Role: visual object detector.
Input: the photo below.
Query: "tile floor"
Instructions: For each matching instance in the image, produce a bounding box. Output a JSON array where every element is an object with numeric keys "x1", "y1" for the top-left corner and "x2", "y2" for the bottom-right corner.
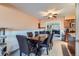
[
  {"x1": 76, "y1": 40, "x2": 79, "y2": 56},
  {"x1": 9, "y1": 40, "x2": 71, "y2": 56}
]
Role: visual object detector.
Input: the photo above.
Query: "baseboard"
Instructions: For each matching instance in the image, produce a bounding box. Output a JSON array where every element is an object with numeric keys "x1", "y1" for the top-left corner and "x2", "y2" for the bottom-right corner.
[{"x1": 9, "y1": 48, "x2": 19, "y2": 56}]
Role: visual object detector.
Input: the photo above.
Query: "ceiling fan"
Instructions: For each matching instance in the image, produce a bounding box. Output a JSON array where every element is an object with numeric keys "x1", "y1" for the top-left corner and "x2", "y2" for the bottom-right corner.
[{"x1": 40, "y1": 9, "x2": 63, "y2": 19}]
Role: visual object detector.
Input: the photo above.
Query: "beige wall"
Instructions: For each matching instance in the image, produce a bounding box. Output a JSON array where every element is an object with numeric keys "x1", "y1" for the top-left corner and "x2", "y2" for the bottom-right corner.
[
  {"x1": 76, "y1": 3, "x2": 79, "y2": 56},
  {"x1": 0, "y1": 5, "x2": 39, "y2": 30},
  {"x1": 76, "y1": 4, "x2": 79, "y2": 40}
]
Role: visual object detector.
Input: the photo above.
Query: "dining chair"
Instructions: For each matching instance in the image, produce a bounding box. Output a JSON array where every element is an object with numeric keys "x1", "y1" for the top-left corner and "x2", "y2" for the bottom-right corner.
[
  {"x1": 39, "y1": 31, "x2": 45, "y2": 34},
  {"x1": 16, "y1": 35, "x2": 38, "y2": 56},
  {"x1": 49, "y1": 32, "x2": 53, "y2": 50},
  {"x1": 16, "y1": 35, "x2": 30, "y2": 56},
  {"x1": 35, "y1": 31, "x2": 39, "y2": 37},
  {"x1": 27, "y1": 32, "x2": 38, "y2": 55},
  {"x1": 27, "y1": 32, "x2": 33, "y2": 37},
  {"x1": 37, "y1": 33, "x2": 52, "y2": 55},
  {"x1": 38, "y1": 31, "x2": 54, "y2": 55},
  {"x1": 46, "y1": 31, "x2": 50, "y2": 35}
]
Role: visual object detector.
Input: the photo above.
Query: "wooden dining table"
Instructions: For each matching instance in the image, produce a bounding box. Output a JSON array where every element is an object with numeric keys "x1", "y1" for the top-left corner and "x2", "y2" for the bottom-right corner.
[
  {"x1": 27, "y1": 34, "x2": 48, "y2": 55},
  {"x1": 27, "y1": 34, "x2": 48, "y2": 42}
]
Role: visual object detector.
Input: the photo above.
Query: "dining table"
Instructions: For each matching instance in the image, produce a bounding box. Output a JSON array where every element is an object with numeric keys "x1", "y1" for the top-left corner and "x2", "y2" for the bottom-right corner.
[
  {"x1": 27, "y1": 34, "x2": 48, "y2": 55},
  {"x1": 27, "y1": 34, "x2": 48, "y2": 42}
]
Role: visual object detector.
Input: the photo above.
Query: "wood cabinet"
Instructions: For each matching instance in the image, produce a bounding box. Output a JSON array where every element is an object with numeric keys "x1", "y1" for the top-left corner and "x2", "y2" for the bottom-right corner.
[{"x1": 68, "y1": 33, "x2": 75, "y2": 56}]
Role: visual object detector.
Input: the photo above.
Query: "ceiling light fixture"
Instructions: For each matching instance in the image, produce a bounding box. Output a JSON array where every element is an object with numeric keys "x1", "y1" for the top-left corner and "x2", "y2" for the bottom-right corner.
[{"x1": 40, "y1": 9, "x2": 63, "y2": 19}]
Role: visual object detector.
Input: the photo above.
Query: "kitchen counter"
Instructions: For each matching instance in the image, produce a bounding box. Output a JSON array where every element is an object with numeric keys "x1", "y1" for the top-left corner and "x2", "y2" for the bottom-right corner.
[{"x1": 68, "y1": 33, "x2": 76, "y2": 37}]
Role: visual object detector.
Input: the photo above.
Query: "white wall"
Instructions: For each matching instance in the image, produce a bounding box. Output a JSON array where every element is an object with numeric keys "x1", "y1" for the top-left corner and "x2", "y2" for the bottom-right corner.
[{"x1": 76, "y1": 3, "x2": 79, "y2": 56}]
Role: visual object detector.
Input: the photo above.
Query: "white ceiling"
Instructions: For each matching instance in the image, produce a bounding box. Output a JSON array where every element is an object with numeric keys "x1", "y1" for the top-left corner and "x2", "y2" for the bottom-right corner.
[{"x1": 11, "y1": 3, "x2": 75, "y2": 19}]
